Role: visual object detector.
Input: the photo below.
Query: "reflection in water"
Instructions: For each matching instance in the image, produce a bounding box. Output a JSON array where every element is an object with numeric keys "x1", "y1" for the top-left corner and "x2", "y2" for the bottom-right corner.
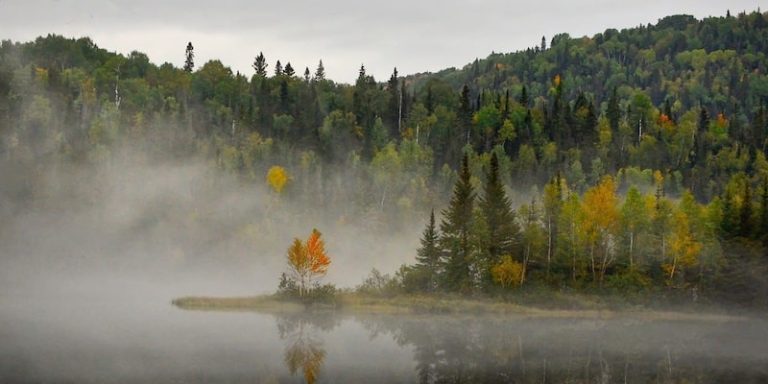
[
  {"x1": 282, "y1": 313, "x2": 768, "y2": 384},
  {"x1": 276, "y1": 313, "x2": 339, "y2": 384}
]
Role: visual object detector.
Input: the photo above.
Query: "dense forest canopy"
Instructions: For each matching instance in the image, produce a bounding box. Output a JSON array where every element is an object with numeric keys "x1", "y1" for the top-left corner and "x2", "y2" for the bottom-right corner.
[{"x1": 2, "y1": 10, "x2": 768, "y2": 303}]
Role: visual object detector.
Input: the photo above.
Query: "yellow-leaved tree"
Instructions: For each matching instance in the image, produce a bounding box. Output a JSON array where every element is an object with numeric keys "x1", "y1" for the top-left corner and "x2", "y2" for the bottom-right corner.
[
  {"x1": 286, "y1": 229, "x2": 331, "y2": 296},
  {"x1": 491, "y1": 255, "x2": 524, "y2": 289},
  {"x1": 582, "y1": 176, "x2": 619, "y2": 285},
  {"x1": 666, "y1": 210, "x2": 702, "y2": 282},
  {"x1": 267, "y1": 165, "x2": 289, "y2": 193}
]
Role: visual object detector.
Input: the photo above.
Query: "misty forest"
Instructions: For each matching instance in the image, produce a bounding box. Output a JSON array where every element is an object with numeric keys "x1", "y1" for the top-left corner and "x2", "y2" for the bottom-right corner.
[{"x1": 3, "y1": 8, "x2": 768, "y2": 384}]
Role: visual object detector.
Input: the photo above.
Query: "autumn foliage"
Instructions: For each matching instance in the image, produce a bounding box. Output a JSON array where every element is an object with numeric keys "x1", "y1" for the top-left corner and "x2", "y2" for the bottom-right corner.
[
  {"x1": 286, "y1": 229, "x2": 331, "y2": 297},
  {"x1": 266, "y1": 165, "x2": 289, "y2": 193}
]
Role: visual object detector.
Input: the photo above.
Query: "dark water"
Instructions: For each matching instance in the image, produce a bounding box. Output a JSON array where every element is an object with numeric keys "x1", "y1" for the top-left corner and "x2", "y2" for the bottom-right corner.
[{"x1": 2, "y1": 283, "x2": 768, "y2": 383}]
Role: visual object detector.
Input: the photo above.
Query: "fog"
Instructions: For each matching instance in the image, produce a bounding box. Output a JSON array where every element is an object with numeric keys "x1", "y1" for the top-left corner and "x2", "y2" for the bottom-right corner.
[
  {"x1": 0, "y1": 146, "x2": 423, "y2": 299},
  {"x1": 2, "y1": 137, "x2": 768, "y2": 382}
]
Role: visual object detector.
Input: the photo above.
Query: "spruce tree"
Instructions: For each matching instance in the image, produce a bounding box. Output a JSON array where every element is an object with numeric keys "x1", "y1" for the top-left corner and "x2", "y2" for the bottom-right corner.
[
  {"x1": 439, "y1": 153, "x2": 475, "y2": 292},
  {"x1": 183, "y1": 42, "x2": 194, "y2": 73},
  {"x1": 518, "y1": 85, "x2": 529, "y2": 107},
  {"x1": 479, "y1": 152, "x2": 520, "y2": 289},
  {"x1": 416, "y1": 209, "x2": 441, "y2": 292},
  {"x1": 284, "y1": 62, "x2": 295, "y2": 77},
  {"x1": 314, "y1": 60, "x2": 325, "y2": 80},
  {"x1": 253, "y1": 52, "x2": 268, "y2": 77},
  {"x1": 274, "y1": 60, "x2": 283, "y2": 76},
  {"x1": 387, "y1": 67, "x2": 400, "y2": 137},
  {"x1": 459, "y1": 84, "x2": 472, "y2": 145}
]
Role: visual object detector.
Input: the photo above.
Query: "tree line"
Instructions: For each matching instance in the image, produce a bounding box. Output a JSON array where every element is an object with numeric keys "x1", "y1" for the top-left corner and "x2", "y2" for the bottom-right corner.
[{"x1": 399, "y1": 152, "x2": 768, "y2": 305}]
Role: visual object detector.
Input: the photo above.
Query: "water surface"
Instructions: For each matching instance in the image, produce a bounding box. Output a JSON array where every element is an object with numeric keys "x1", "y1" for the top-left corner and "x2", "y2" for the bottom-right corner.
[{"x1": 2, "y1": 281, "x2": 767, "y2": 383}]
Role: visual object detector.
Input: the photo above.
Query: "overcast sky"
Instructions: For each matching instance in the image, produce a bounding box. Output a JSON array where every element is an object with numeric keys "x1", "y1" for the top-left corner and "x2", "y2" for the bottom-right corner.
[{"x1": 0, "y1": 0, "x2": 765, "y2": 83}]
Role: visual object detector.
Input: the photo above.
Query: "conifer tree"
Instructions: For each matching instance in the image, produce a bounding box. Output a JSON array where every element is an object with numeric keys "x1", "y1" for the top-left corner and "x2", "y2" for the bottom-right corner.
[
  {"x1": 183, "y1": 42, "x2": 194, "y2": 73},
  {"x1": 314, "y1": 60, "x2": 325, "y2": 80},
  {"x1": 459, "y1": 84, "x2": 472, "y2": 145},
  {"x1": 439, "y1": 153, "x2": 475, "y2": 292},
  {"x1": 387, "y1": 67, "x2": 400, "y2": 137},
  {"x1": 479, "y1": 152, "x2": 520, "y2": 289},
  {"x1": 518, "y1": 85, "x2": 529, "y2": 107},
  {"x1": 480, "y1": 153, "x2": 519, "y2": 260},
  {"x1": 274, "y1": 60, "x2": 283, "y2": 76},
  {"x1": 284, "y1": 62, "x2": 295, "y2": 77},
  {"x1": 253, "y1": 52, "x2": 268, "y2": 77},
  {"x1": 416, "y1": 209, "x2": 441, "y2": 291}
]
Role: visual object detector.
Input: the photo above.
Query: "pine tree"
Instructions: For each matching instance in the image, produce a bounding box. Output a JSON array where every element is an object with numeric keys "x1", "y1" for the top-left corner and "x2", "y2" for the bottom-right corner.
[
  {"x1": 694, "y1": 107, "x2": 710, "y2": 166},
  {"x1": 479, "y1": 152, "x2": 520, "y2": 289},
  {"x1": 387, "y1": 67, "x2": 401, "y2": 138},
  {"x1": 274, "y1": 60, "x2": 283, "y2": 76},
  {"x1": 314, "y1": 60, "x2": 325, "y2": 80},
  {"x1": 253, "y1": 52, "x2": 268, "y2": 77},
  {"x1": 518, "y1": 85, "x2": 529, "y2": 107},
  {"x1": 415, "y1": 209, "x2": 441, "y2": 292},
  {"x1": 183, "y1": 42, "x2": 194, "y2": 73},
  {"x1": 459, "y1": 84, "x2": 472, "y2": 145},
  {"x1": 284, "y1": 62, "x2": 295, "y2": 77},
  {"x1": 303, "y1": 67, "x2": 310, "y2": 82},
  {"x1": 439, "y1": 153, "x2": 475, "y2": 292}
]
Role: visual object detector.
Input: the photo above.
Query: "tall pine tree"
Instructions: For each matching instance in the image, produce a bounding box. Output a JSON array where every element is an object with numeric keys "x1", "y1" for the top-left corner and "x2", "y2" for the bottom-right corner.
[
  {"x1": 253, "y1": 52, "x2": 268, "y2": 77},
  {"x1": 416, "y1": 209, "x2": 441, "y2": 292},
  {"x1": 439, "y1": 153, "x2": 476, "y2": 292},
  {"x1": 479, "y1": 152, "x2": 520, "y2": 289},
  {"x1": 183, "y1": 42, "x2": 194, "y2": 73}
]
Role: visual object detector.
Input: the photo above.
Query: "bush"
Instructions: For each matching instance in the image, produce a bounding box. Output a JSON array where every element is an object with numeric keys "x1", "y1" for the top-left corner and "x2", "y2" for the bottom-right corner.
[
  {"x1": 276, "y1": 273, "x2": 338, "y2": 306},
  {"x1": 357, "y1": 268, "x2": 403, "y2": 297}
]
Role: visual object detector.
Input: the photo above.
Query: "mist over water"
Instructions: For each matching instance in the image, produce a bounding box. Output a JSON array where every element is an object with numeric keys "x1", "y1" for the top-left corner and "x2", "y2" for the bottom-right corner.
[{"x1": 1, "y1": 148, "x2": 767, "y2": 383}]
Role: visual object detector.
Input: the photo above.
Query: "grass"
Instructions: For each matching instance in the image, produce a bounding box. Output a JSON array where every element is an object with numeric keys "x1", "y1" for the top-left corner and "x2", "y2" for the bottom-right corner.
[
  {"x1": 172, "y1": 295, "x2": 304, "y2": 313},
  {"x1": 172, "y1": 292, "x2": 746, "y2": 322}
]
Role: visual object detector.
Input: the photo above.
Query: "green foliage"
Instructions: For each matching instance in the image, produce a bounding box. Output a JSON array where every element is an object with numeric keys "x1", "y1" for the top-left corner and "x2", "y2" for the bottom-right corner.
[{"x1": 439, "y1": 154, "x2": 475, "y2": 292}]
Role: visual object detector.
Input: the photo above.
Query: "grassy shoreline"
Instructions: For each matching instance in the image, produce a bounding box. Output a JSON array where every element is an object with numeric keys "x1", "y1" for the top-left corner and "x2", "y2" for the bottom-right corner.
[{"x1": 172, "y1": 293, "x2": 747, "y2": 322}]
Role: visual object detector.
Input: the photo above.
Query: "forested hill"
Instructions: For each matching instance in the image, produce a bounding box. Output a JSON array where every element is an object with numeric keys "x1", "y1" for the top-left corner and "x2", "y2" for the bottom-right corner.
[
  {"x1": 3, "y1": 10, "x2": 768, "y2": 302},
  {"x1": 1, "y1": 10, "x2": 768, "y2": 206}
]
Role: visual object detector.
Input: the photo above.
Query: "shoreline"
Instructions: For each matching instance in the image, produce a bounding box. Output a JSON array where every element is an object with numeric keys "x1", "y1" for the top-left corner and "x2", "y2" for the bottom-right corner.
[{"x1": 171, "y1": 293, "x2": 748, "y2": 322}]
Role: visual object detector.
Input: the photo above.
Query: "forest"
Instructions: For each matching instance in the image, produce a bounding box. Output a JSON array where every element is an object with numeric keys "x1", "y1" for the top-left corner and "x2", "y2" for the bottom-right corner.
[{"x1": 3, "y1": 10, "x2": 768, "y2": 306}]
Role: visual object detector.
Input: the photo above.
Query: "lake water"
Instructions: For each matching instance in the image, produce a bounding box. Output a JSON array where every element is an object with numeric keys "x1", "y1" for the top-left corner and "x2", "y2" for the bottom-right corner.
[{"x1": 2, "y1": 280, "x2": 768, "y2": 383}]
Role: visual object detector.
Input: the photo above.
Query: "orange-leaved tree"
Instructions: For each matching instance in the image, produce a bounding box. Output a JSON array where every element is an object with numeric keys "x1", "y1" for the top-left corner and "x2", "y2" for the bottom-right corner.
[{"x1": 286, "y1": 229, "x2": 331, "y2": 296}]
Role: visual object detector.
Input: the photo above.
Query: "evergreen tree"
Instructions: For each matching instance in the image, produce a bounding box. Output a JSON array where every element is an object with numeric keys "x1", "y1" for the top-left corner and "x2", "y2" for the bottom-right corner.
[
  {"x1": 518, "y1": 85, "x2": 529, "y2": 107},
  {"x1": 314, "y1": 60, "x2": 325, "y2": 80},
  {"x1": 459, "y1": 84, "x2": 472, "y2": 145},
  {"x1": 694, "y1": 107, "x2": 710, "y2": 166},
  {"x1": 479, "y1": 152, "x2": 520, "y2": 289},
  {"x1": 303, "y1": 67, "x2": 311, "y2": 82},
  {"x1": 425, "y1": 86, "x2": 434, "y2": 114},
  {"x1": 415, "y1": 209, "x2": 441, "y2": 292},
  {"x1": 439, "y1": 153, "x2": 475, "y2": 292},
  {"x1": 274, "y1": 60, "x2": 283, "y2": 76},
  {"x1": 253, "y1": 52, "x2": 268, "y2": 77},
  {"x1": 183, "y1": 42, "x2": 194, "y2": 73},
  {"x1": 387, "y1": 67, "x2": 401, "y2": 138},
  {"x1": 284, "y1": 62, "x2": 295, "y2": 77}
]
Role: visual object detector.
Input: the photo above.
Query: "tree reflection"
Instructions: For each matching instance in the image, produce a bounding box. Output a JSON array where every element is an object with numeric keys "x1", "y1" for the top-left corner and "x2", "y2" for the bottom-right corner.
[
  {"x1": 356, "y1": 315, "x2": 768, "y2": 384},
  {"x1": 276, "y1": 312, "x2": 339, "y2": 384}
]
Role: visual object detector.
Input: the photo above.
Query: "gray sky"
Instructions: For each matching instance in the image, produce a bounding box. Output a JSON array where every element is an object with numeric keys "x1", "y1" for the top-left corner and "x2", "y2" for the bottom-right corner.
[{"x1": 0, "y1": 0, "x2": 764, "y2": 83}]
